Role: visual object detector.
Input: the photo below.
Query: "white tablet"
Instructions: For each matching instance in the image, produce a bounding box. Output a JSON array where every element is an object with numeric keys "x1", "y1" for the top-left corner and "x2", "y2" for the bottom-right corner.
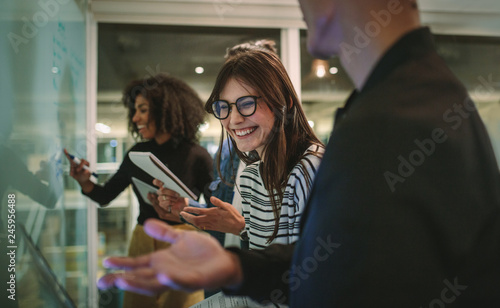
[
  {"x1": 129, "y1": 151, "x2": 198, "y2": 200},
  {"x1": 131, "y1": 177, "x2": 158, "y2": 206}
]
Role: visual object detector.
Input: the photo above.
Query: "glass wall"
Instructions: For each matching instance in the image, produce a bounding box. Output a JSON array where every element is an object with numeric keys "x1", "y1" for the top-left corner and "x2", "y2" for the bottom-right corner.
[{"x1": 0, "y1": 0, "x2": 89, "y2": 307}]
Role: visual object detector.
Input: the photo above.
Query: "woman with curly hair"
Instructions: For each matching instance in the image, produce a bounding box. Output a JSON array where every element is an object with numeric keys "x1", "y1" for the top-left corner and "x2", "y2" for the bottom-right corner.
[{"x1": 65, "y1": 73, "x2": 212, "y2": 308}]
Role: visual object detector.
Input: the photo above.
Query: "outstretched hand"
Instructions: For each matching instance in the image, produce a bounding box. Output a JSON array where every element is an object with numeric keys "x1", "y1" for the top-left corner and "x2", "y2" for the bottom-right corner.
[
  {"x1": 180, "y1": 196, "x2": 245, "y2": 235},
  {"x1": 97, "y1": 219, "x2": 243, "y2": 295}
]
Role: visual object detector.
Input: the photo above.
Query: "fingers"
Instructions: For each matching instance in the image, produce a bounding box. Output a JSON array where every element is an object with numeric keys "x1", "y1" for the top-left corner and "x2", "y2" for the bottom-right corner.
[
  {"x1": 179, "y1": 210, "x2": 212, "y2": 230},
  {"x1": 63, "y1": 149, "x2": 71, "y2": 161},
  {"x1": 151, "y1": 200, "x2": 180, "y2": 222},
  {"x1": 152, "y1": 178, "x2": 164, "y2": 188},
  {"x1": 114, "y1": 277, "x2": 165, "y2": 296},
  {"x1": 182, "y1": 207, "x2": 209, "y2": 216},
  {"x1": 70, "y1": 159, "x2": 89, "y2": 175},
  {"x1": 151, "y1": 203, "x2": 170, "y2": 220},
  {"x1": 179, "y1": 211, "x2": 198, "y2": 225},
  {"x1": 209, "y1": 196, "x2": 232, "y2": 210},
  {"x1": 103, "y1": 255, "x2": 151, "y2": 270},
  {"x1": 157, "y1": 197, "x2": 177, "y2": 213},
  {"x1": 157, "y1": 189, "x2": 184, "y2": 214},
  {"x1": 143, "y1": 219, "x2": 182, "y2": 243},
  {"x1": 97, "y1": 272, "x2": 121, "y2": 289},
  {"x1": 158, "y1": 194, "x2": 178, "y2": 205},
  {"x1": 156, "y1": 273, "x2": 182, "y2": 290},
  {"x1": 147, "y1": 192, "x2": 159, "y2": 206},
  {"x1": 97, "y1": 270, "x2": 167, "y2": 296},
  {"x1": 157, "y1": 187, "x2": 180, "y2": 203},
  {"x1": 78, "y1": 159, "x2": 90, "y2": 169},
  {"x1": 209, "y1": 196, "x2": 223, "y2": 206},
  {"x1": 157, "y1": 187, "x2": 180, "y2": 199},
  {"x1": 155, "y1": 272, "x2": 194, "y2": 291},
  {"x1": 115, "y1": 268, "x2": 164, "y2": 296},
  {"x1": 183, "y1": 203, "x2": 244, "y2": 234}
]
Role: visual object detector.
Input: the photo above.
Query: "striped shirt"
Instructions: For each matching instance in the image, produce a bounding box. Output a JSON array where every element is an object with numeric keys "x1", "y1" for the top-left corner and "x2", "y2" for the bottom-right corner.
[{"x1": 239, "y1": 144, "x2": 324, "y2": 249}]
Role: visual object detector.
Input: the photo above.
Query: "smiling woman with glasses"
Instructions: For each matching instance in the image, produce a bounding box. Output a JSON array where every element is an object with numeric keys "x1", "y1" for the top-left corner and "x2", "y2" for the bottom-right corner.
[{"x1": 177, "y1": 48, "x2": 325, "y2": 250}]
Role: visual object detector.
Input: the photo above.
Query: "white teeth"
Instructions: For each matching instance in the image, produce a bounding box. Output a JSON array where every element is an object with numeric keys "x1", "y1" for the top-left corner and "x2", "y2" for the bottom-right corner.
[
  {"x1": 235, "y1": 127, "x2": 256, "y2": 136},
  {"x1": 137, "y1": 125, "x2": 145, "y2": 129}
]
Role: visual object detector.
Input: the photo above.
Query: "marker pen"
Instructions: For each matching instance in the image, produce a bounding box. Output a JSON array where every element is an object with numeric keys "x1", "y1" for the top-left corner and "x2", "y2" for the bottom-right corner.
[{"x1": 66, "y1": 152, "x2": 98, "y2": 178}]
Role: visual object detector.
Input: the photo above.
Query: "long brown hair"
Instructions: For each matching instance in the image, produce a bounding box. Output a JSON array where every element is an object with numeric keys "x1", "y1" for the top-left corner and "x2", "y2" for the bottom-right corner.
[{"x1": 205, "y1": 49, "x2": 324, "y2": 242}]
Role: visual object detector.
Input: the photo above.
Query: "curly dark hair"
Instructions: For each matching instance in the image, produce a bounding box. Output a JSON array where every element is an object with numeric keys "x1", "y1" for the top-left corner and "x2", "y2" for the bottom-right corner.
[{"x1": 122, "y1": 74, "x2": 206, "y2": 144}]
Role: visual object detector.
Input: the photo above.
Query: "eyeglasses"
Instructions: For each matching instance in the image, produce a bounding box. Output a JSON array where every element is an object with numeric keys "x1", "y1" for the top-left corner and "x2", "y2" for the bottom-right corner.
[{"x1": 211, "y1": 96, "x2": 261, "y2": 120}]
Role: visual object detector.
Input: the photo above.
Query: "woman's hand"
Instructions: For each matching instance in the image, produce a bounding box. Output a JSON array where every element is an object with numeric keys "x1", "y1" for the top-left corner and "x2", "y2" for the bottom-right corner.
[
  {"x1": 180, "y1": 196, "x2": 245, "y2": 235},
  {"x1": 147, "y1": 192, "x2": 173, "y2": 221},
  {"x1": 63, "y1": 149, "x2": 94, "y2": 193},
  {"x1": 152, "y1": 179, "x2": 188, "y2": 223}
]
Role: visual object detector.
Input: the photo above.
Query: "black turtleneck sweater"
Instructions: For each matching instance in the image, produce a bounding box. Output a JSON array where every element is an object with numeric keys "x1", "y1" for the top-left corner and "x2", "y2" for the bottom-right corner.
[{"x1": 86, "y1": 139, "x2": 213, "y2": 225}]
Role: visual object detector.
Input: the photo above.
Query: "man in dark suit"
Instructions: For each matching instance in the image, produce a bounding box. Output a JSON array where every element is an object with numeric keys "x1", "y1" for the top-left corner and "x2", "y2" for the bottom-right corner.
[{"x1": 98, "y1": 0, "x2": 500, "y2": 306}]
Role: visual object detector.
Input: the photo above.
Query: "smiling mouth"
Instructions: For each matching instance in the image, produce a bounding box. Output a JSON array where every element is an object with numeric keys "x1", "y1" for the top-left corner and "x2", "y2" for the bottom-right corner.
[
  {"x1": 234, "y1": 127, "x2": 257, "y2": 137},
  {"x1": 137, "y1": 125, "x2": 146, "y2": 130}
]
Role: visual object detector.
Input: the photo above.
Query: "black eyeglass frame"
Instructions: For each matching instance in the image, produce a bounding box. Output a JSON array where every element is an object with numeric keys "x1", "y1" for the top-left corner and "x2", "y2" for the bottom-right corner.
[{"x1": 211, "y1": 95, "x2": 262, "y2": 120}]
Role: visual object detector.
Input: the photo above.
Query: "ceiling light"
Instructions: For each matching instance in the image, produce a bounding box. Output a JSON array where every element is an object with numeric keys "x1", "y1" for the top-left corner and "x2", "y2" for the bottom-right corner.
[
  {"x1": 195, "y1": 67, "x2": 204, "y2": 74},
  {"x1": 314, "y1": 60, "x2": 328, "y2": 78},
  {"x1": 95, "y1": 123, "x2": 111, "y2": 134},
  {"x1": 302, "y1": 58, "x2": 353, "y2": 92},
  {"x1": 329, "y1": 67, "x2": 339, "y2": 75}
]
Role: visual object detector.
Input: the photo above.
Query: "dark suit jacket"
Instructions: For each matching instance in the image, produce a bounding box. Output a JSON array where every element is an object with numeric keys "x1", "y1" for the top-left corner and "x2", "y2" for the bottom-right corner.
[{"x1": 228, "y1": 28, "x2": 500, "y2": 307}]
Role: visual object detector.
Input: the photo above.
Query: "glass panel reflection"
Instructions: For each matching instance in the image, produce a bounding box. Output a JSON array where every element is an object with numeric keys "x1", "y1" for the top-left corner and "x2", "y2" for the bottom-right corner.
[{"x1": 0, "y1": 0, "x2": 88, "y2": 306}]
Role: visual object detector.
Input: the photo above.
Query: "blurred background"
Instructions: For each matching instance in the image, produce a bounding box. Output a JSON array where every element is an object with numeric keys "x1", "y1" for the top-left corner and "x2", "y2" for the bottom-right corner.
[{"x1": 1, "y1": 1, "x2": 499, "y2": 307}]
